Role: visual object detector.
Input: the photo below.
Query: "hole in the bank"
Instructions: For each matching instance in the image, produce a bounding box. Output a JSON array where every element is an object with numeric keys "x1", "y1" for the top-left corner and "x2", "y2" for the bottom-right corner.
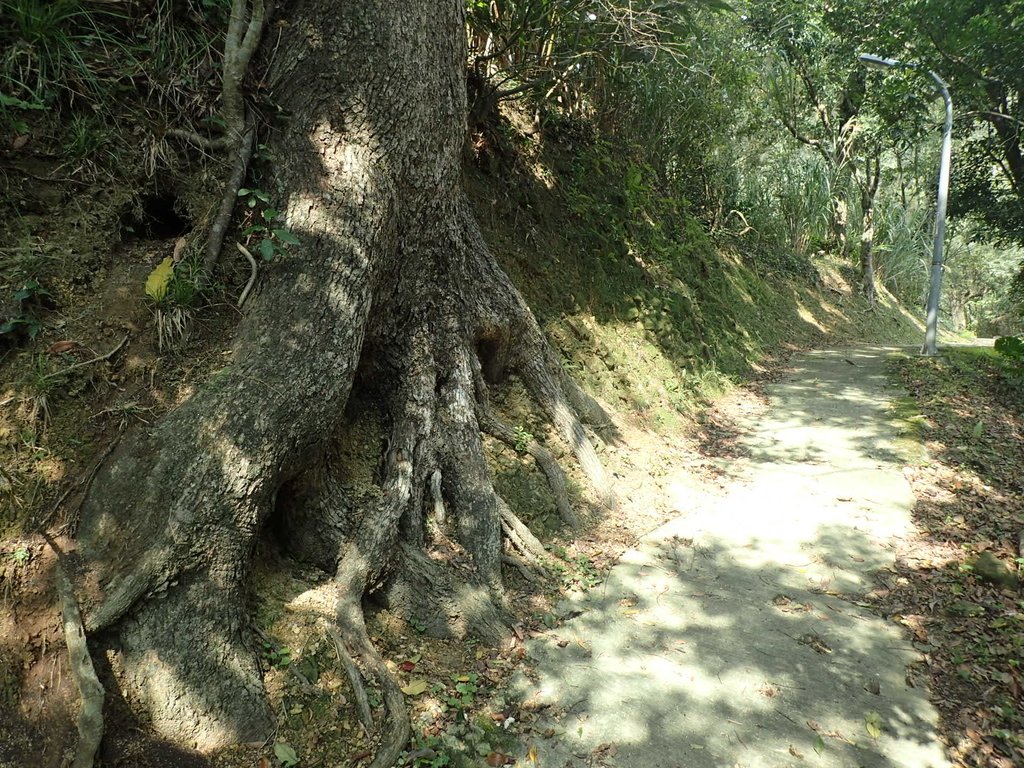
[
  {"x1": 476, "y1": 335, "x2": 507, "y2": 384},
  {"x1": 122, "y1": 193, "x2": 192, "y2": 239}
]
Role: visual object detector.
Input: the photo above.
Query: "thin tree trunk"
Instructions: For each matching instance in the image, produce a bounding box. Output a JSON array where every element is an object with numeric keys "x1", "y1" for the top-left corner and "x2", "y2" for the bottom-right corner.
[
  {"x1": 860, "y1": 204, "x2": 876, "y2": 305},
  {"x1": 858, "y1": 152, "x2": 881, "y2": 306}
]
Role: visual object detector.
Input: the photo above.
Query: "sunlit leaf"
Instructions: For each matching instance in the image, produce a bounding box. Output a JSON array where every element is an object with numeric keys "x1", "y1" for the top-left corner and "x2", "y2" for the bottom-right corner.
[
  {"x1": 273, "y1": 742, "x2": 299, "y2": 766},
  {"x1": 401, "y1": 679, "x2": 429, "y2": 695},
  {"x1": 144, "y1": 257, "x2": 174, "y2": 301},
  {"x1": 813, "y1": 734, "x2": 825, "y2": 755},
  {"x1": 865, "y1": 710, "x2": 882, "y2": 739},
  {"x1": 260, "y1": 238, "x2": 276, "y2": 261},
  {"x1": 274, "y1": 229, "x2": 301, "y2": 246}
]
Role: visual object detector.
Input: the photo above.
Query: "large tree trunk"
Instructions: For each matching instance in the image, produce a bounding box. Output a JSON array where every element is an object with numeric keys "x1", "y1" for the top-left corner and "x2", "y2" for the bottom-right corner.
[{"x1": 72, "y1": 0, "x2": 606, "y2": 758}]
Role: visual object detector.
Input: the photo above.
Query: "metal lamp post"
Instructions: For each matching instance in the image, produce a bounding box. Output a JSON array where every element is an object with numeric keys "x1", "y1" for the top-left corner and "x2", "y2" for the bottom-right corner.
[{"x1": 858, "y1": 53, "x2": 952, "y2": 356}]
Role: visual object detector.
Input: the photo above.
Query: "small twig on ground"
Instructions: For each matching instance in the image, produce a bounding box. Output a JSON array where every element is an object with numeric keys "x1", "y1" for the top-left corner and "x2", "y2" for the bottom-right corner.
[{"x1": 44, "y1": 334, "x2": 129, "y2": 380}]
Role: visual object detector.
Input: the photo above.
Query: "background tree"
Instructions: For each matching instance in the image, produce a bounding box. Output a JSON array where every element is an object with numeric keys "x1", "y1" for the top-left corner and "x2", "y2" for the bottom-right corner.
[
  {"x1": 745, "y1": 0, "x2": 867, "y2": 258},
  {"x1": 901, "y1": 0, "x2": 1024, "y2": 245}
]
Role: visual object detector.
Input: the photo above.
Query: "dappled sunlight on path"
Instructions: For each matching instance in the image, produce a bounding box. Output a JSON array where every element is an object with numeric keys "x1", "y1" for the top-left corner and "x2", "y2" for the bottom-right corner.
[{"x1": 515, "y1": 347, "x2": 950, "y2": 768}]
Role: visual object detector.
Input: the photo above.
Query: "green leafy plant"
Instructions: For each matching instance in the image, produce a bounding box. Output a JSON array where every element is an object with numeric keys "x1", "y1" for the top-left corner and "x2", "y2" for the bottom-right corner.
[
  {"x1": 446, "y1": 673, "x2": 479, "y2": 710},
  {"x1": 0, "y1": 91, "x2": 45, "y2": 132},
  {"x1": 261, "y1": 640, "x2": 292, "y2": 669},
  {"x1": 20, "y1": 352, "x2": 63, "y2": 425},
  {"x1": 995, "y1": 335, "x2": 1024, "y2": 364},
  {"x1": 0, "y1": 279, "x2": 52, "y2": 342},
  {"x1": 238, "y1": 188, "x2": 301, "y2": 261},
  {"x1": 10, "y1": 546, "x2": 30, "y2": 565},
  {"x1": 513, "y1": 424, "x2": 533, "y2": 453},
  {"x1": 143, "y1": 255, "x2": 206, "y2": 352}
]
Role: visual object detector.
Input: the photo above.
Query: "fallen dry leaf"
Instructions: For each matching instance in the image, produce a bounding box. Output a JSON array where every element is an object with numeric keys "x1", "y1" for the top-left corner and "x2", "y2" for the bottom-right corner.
[
  {"x1": 47, "y1": 340, "x2": 77, "y2": 355},
  {"x1": 400, "y1": 679, "x2": 428, "y2": 696}
]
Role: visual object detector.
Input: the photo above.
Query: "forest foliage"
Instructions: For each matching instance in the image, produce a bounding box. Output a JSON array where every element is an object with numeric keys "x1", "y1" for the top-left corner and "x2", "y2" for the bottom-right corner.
[
  {"x1": 1, "y1": 0, "x2": 1022, "y2": 337},
  {"x1": 460, "y1": 0, "x2": 1024, "y2": 332}
]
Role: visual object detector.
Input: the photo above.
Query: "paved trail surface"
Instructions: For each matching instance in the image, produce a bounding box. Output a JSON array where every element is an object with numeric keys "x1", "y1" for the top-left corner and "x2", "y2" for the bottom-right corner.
[{"x1": 516, "y1": 346, "x2": 950, "y2": 768}]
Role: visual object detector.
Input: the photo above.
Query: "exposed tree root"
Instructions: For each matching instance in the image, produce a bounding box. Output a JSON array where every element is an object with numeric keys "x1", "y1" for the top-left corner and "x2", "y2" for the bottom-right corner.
[
  {"x1": 71, "y1": 48, "x2": 617, "y2": 756},
  {"x1": 72, "y1": 251, "x2": 607, "y2": 759},
  {"x1": 337, "y1": 608, "x2": 409, "y2": 768},
  {"x1": 204, "y1": 115, "x2": 256, "y2": 274},
  {"x1": 497, "y1": 498, "x2": 549, "y2": 566},
  {"x1": 83, "y1": 545, "x2": 166, "y2": 634},
  {"x1": 47, "y1": 537, "x2": 104, "y2": 768},
  {"x1": 236, "y1": 241, "x2": 259, "y2": 308},
  {"x1": 479, "y1": 409, "x2": 580, "y2": 529},
  {"x1": 328, "y1": 627, "x2": 374, "y2": 734},
  {"x1": 384, "y1": 542, "x2": 510, "y2": 641},
  {"x1": 521, "y1": 362, "x2": 612, "y2": 505},
  {"x1": 501, "y1": 553, "x2": 543, "y2": 583},
  {"x1": 336, "y1": 543, "x2": 411, "y2": 768},
  {"x1": 168, "y1": 0, "x2": 267, "y2": 273},
  {"x1": 429, "y1": 468, "x2": 447, "y2": 527}
]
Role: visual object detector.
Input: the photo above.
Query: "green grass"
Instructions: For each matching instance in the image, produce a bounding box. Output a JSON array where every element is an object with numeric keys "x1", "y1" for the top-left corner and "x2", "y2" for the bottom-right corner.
[{"x1": 473, "y1": 125, "x2": 919, "y2": 432}]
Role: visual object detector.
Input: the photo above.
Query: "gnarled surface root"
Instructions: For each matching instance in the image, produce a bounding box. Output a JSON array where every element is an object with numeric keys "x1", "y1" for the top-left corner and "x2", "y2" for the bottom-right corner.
[
  {"x1": 479, "y1": 408, "x2": 581, "y2": 529},
  {"x1": 48, "y1": 537, "x2": 105, "y2": 768}
]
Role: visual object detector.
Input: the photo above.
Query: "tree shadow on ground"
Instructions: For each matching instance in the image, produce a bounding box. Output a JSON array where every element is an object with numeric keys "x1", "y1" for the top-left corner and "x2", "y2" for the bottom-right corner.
[
  {"x1": 510, "y1": 345, "x2": 949, "y2": 768},
  {"x1": 872, "y1": 350, "x2": 1024, "y2": 766},
  {"x1": 515, "y1": 525, "x2": 946, "y2": 768}
]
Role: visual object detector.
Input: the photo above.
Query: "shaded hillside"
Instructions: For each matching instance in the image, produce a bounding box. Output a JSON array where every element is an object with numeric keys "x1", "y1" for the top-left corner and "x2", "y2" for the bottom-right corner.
[{"x1": 470, "y1": 109, "x2": 921, "y2": 427}]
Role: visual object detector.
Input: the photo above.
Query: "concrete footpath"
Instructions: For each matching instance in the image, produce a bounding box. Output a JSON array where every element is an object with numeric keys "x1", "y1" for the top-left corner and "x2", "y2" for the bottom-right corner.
[{"x1": 515, "y1": 346, "x2": 950, "y2": 768}]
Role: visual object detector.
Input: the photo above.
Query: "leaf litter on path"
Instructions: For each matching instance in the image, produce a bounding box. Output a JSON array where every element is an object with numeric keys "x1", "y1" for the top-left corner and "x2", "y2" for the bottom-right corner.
[{"x1": 877, "y1": 352, "x2": 1024, "y2": 767}]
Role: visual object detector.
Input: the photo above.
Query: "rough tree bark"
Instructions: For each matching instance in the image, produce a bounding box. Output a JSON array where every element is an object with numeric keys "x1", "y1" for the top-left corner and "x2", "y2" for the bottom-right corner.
[{"x1": 72, "y1": 0, "x2": 607, "y2": 758}]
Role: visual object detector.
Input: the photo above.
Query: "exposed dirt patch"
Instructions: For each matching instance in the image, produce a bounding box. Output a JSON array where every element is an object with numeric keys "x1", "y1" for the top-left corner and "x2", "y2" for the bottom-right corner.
[{"x1": 0, "y1": 537, "x2": 75, "y2": 767}]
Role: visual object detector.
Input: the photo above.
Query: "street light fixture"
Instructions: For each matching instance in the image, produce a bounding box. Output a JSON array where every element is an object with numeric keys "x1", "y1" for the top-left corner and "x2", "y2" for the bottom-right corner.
[{"x1": 857, "y1": 53, "x2": 953, "y2": 356}]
